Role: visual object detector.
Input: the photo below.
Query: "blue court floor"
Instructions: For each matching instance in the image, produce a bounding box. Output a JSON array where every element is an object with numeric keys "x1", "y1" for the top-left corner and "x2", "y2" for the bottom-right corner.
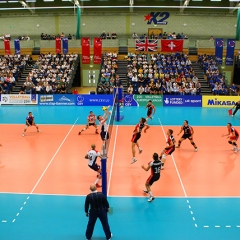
[{"x1": 0, "y1": 105, "x2": 240, "y2": 240}]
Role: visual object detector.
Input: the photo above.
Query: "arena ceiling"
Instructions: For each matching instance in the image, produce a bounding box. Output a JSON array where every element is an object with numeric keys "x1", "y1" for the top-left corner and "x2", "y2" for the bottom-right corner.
[{"x1": 0, "y1": 0, "x2": 239, "y2": 14}]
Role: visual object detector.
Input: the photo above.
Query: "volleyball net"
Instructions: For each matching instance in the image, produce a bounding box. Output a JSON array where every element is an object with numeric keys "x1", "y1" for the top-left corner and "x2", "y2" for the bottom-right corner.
[{"x1": 101, "y1": 87, "x2": 123, "y2": 197}]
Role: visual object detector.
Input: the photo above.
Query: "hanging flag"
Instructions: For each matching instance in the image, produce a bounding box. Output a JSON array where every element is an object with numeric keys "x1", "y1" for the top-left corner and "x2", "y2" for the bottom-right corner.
[
  {"x1": 76, "y1": 7, "x2": 81, "y2": 40},
  {"x1": 4, "y1": 39, "x2": 11, "y2": 55},
  {"x1": 135, "y1": 39, "x2": 158, "y2": 52},
  {"x1": 14, "y1": 39, "x2": 21, "y2": 54},
  {"x1": 55, "y1": 38, "x2": 61, "y2": 54},
  {"x1": 161, "y1": 40, "x2": 184, "y2": 52},
  {"x1": 62, "y1": 38, "x2": 68, "y2": 55},
  {"x1": 82, "y1": 37, "x2": 90, "y2": 64},
  {"x1": 93, "y1": 37, "x2": 102, "y2": 64},
  {"x1": 215, "y1": 38, "x2": 223, "y2": 65},
  {"x1": 226, "y1": 39, "x2": 235, "y2": 66}
]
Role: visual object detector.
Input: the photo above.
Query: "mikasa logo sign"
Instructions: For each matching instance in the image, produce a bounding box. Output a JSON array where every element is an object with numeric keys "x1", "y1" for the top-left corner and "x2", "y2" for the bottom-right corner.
[{"x1": 207, "y1": 99, "x2": 236, "y2": 105}]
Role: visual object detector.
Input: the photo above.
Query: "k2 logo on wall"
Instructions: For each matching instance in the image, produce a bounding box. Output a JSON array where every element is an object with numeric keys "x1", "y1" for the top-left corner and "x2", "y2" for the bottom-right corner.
[
  {"x1": 163, "y1": 96, "x2": 202, "y2": 107},
  {"x1": 144, "y1": 12, "x2": 170, "y2": 25}
]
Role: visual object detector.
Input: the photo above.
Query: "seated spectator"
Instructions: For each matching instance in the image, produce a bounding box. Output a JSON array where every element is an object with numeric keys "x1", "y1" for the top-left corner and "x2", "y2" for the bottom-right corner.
[
  {"x1": 132, "y1": 32, "x2": 138, "y2": 39},
  {"x1": 111, "y1": 32, "x2": 117, "y2": 39},
  {"x1": 229, "y1": 83, "x2": 237, "y2": 95},
  {"x1": 100, "y1": 31, "x2": 107, "y2": 39},
  {"x1": 106, "y1": 32, "x2": 111, "y2": 39},
  {"x1": 138, "y1": 85, "x2": 145, "y2": 94},
  {"x1": 128, "y1": 85, "x2": 133, "y2": 94},
  {"x1": 68, "y1": 34, "x2": 72, "y2": 40}
]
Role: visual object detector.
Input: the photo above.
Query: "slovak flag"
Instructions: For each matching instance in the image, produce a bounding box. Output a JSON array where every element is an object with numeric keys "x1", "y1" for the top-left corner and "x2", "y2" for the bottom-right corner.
[
  {"x1": 135, "y1": 39, "x2": 158, "y2": 52},
  {"x1": 161, "y1": 40, "x2": 184, "y2": 52}
]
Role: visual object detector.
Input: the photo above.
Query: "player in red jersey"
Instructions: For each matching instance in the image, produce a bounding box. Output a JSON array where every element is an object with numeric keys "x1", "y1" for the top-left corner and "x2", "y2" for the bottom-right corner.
[
  {"x1": 159, "y1": 129, "x2": 175, "y2": 170},
  {"x1": 145, "y1": 100, "x2": 156, "y2": 121},
  {"x1": 131, "y1": 117, "x2": 149, "y2": 164},
  {"x1": 176, "y1": 120, "x2": 198, "y2": 152},
  {"x1": 142, "y1": 153, "x2": 161, "y2": 202},
  {"x1": 222, "y1": 123, "x2": 239, "y2": 153},
  {"x1": 79, "y1": 111, "x2": 99, "y2": 135},
  {"x1": 85, "y1": 144, "x2": 102, "y2": 188}
]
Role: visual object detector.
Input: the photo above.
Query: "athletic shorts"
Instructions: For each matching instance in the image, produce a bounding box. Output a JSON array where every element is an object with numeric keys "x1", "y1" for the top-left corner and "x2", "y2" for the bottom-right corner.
[
  {"x1": 131, "y1": 133, "x2": 141, "y2": 143},
  {"x1": 230, "y1": 136, "x2": 239, "y2": 141},
  {"x1": 147, "y1": 110, "x2": 152, "y2": 117},
  {"x1": 164, "y1": 146, "x2": 175, "y2": 155},
  {"x1": 100, "y1": 131, "x2": 109, "y2": 141},
  {"x1": 181, "y1": 134, "x2": 192, "y2": 139},
  {"x1": 88, "y1": 123, "x2": 96, "y2": 127},
  {"x1": 26, "y1": 122, "x2": 35, "y2": 126},
  {"x1": 88, "y1": 163, "x2": 100, "y2": 172},
  {"x1": 146, "y1": 175, "x2": 160, "y2": 186}
]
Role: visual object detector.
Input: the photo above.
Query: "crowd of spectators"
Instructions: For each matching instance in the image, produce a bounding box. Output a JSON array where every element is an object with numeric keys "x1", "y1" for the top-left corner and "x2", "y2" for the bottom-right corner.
[
  {"x1": 41, "y1": 32, "x2": 74, "y2": 40},
  {"x1": 100, "y1": 31, "x2": 117, "y2": 40},
  {"x1": 0, "y1": 54, "x2": 27, "y2": 94},
  {"x1": 199, "y1": 55, "x2": 230, "y2": 95},
  {"x1": 126, "y1": 52, "x2": 201, "y2": 95},
  {"x1": 132, "y1": 31, "x2": 188, "y2": 40},
  {"x1": 19, "y1": 53, "x2": 77, "y2": 94},
  {"x1": 97, "y1": 52, "x2": 123, "y2": 94}
]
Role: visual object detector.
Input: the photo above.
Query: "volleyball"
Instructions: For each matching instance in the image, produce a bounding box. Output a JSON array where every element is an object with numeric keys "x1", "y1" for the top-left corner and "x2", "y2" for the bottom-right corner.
[{"x1": 102, "y1": 106, "x2": 107, "y2": 111}]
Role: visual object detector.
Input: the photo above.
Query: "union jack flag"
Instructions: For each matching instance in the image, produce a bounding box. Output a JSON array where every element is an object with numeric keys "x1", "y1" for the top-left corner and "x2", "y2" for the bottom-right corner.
[{"x1": 135, "y1": 39, "x2": 158, "y2": 52}]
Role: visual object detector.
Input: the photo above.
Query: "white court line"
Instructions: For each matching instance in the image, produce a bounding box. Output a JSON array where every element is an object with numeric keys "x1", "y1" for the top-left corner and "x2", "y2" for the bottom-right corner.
[
  {"x1": 158, "y1": 118, "x2": 187, "y2": 197},
  {"x1": 107, "y1": 125, "x2": 118, "y2": 196},
  {"x1": 30, "y1": 117, "x2": 79, "y2": 194}
]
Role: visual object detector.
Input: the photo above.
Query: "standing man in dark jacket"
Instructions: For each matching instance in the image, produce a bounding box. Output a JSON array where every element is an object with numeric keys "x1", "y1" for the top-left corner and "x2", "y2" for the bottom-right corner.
[
  {"x1": 232, "y1": 100, "x2": 240, "y2": 116},
  {"x1": 85, "y1": 184, "x2": 112, "y2": 240}
]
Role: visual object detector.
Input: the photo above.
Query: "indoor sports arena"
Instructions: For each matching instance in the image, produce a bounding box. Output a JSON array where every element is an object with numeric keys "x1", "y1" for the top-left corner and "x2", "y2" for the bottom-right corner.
[{"x1": 1, "y1": 0, "x2": 240, "y2": 239}]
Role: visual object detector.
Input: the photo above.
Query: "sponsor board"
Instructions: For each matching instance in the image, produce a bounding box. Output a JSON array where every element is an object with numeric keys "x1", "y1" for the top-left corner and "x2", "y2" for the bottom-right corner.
[
  {"x1": 76, "y1": 94, "x2": 113, "y2": 106},
  {"x1": 1, "y1": 94, "x2": 38, "y2": 105},
  {"x1": 202, "y1": 96, "x2": 239, "y2": 108},
  {"x1": 124, "y1": 94, "x2": 163, "y2": 106},
  {"x1": 163, "y1": 95, "x2": 202, "y2": 107},
  {"x1": 38, "y1": 94, "x2": 76, "y2": 106}
]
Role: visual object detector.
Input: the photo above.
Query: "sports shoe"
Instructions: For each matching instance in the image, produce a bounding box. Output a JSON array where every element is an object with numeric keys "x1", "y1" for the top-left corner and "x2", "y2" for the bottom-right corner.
[
  {"x1": 78, "y1": 131, "x2": 81, "y2": 135},
  {"x1": 96, "y1": 183, "x2": 102, "y2": 188},
  {"x1": 231, "y1": 147, "x2": 236, "y2": 151},
  {"x1": 139, "y1": 149, "x2": 142, "y2": 154},
  {"x1": 22, "y1": 133, "x2": 25, "y2": 137},
  {"x1": 194, "y1": 148, "x2": 198, "y2": 152},
  {"x1": 131, "y1": 158, "x2": 137, "y2": 164},
  {"x1": 143, "y1": 189, "x2": 149, "y2": 194},
  {"x1": 148, "y1": 196, "x2": 155, "y2": 202},
  {"x1": 107, "y1": 233, "x2": 113, "y2": 240}
]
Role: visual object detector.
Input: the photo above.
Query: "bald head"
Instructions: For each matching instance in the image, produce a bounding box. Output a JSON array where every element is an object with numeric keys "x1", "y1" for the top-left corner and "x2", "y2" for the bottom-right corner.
[{"x1": 90, "y1": 184, "x2": 97, "y2": 192}]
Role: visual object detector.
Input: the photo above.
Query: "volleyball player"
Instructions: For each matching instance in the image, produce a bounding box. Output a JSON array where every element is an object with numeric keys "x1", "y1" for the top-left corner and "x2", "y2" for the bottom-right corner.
[
  {"x1": 131, "y1": 117, "x2": 149, "y2": 164},
  {"x1": 222, "y1": 123, "x2": 239, "y2": 153},
  {"x1": 97, "y1": 108, "x2": 111, "y2": 147},
  {"x1": 85, "y1": 144, "x2": 102, "y2": 188},
  {"x1": 145, "y1": 100, "x2": 156, "y2": 121},
  {"x1": 78, "y1": 111, "x2": 99, "y2": 135},
  {"x1": 142, "y1": 153, "x2": 161, "y2": 202},
  {"x1": 159, "y1": 129, "x2": 175, "y2": 170},
  {"x1": 22, "y1": 112, "x2": 40, "y2": 137},
  {"x1": 176, "y1": 120, "x2": 198, "y2": 152}
]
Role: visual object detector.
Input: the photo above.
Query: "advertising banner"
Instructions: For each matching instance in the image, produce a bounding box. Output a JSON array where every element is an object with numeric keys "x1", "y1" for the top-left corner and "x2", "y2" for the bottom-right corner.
[
  {"x1": 215, "y1": 38, "x2": 223, "y2": 65},
  {"x1": 38, "y1": 94, "x2": 76, "y2": 106},
  {"x1": 14, "y1": 39, "x2": 20, "y2": 54},
  {"x1": 163, "y1": 95, "x2": 202, "y2": 107},
  {"x1": 82, "y1": 37, "x2": 90, "y2": 64},
  {"x1": 4, "y1": 39, "x2": 10, "y2": 55},
  {"x1": 226, "y1": 39, "x2": 235, "y2": 66},
  {"x1": 76, "y1": 94, "x2": 113, "y2": 106},
  {"x1": 62, "y1": 38, "x2": 68, "y2": 55},
  {"x1": 202, "y1": 96, "x2": 239, "y2": 108},
  {"x1": 55, "y1": 38, "x2": 61, "y2": 54},
  {"x1": 124, "y1": 94, "x2": 163, "y2": 106},
  {"x1": 1, "y1": 94, "x2": 37, "y2": 105},
  {"x1": 93, "y1": 37, "x2": 102, "y2": 64}
]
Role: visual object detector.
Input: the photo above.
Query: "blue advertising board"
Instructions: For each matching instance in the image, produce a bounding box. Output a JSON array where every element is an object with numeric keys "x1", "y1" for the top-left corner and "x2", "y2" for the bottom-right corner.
[
  {"x1": 163, "y1": 95, "x2": 202, "y2": 107},
  {"x1": 38, "y1": 94, "x2": 76, "y2": 106},
  {"x1": 76, "y1": 94, "x2": 113, "y2": 106}
]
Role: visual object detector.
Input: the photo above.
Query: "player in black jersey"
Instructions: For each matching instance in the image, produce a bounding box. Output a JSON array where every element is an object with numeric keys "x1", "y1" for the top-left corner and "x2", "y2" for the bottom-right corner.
[
  {"x1": 176, "y1": 120, "x2": 198, "y2": 152},
  {"x1": 145, "y1": 100, "x2": 156, "y2": 121},
  {"x1": 142, "y1": 153, "x2": 161, "y2": 202}
]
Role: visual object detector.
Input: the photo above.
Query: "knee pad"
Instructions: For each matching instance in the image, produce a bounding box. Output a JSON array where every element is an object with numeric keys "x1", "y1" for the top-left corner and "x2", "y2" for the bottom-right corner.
[{"x1": 228, "y1": 141, "x2": 232, "y2": 144}]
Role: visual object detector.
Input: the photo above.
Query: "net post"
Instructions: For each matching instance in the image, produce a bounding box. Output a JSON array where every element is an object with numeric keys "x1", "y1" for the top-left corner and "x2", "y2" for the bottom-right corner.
[{"x1": 101, "y1": 143, "x2": 107, "y2": 197}]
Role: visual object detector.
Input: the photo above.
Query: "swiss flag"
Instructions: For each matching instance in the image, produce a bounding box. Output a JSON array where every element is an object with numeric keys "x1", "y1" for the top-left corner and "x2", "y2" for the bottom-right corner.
[{"x1": 161, "y1": 40, "x2": 184, "y2": 52}]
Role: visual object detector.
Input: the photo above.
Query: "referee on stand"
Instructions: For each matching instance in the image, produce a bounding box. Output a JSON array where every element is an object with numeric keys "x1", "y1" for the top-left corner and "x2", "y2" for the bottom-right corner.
[{"x1": 85, "y1": 184, "x2": 112, "y2": 240}]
